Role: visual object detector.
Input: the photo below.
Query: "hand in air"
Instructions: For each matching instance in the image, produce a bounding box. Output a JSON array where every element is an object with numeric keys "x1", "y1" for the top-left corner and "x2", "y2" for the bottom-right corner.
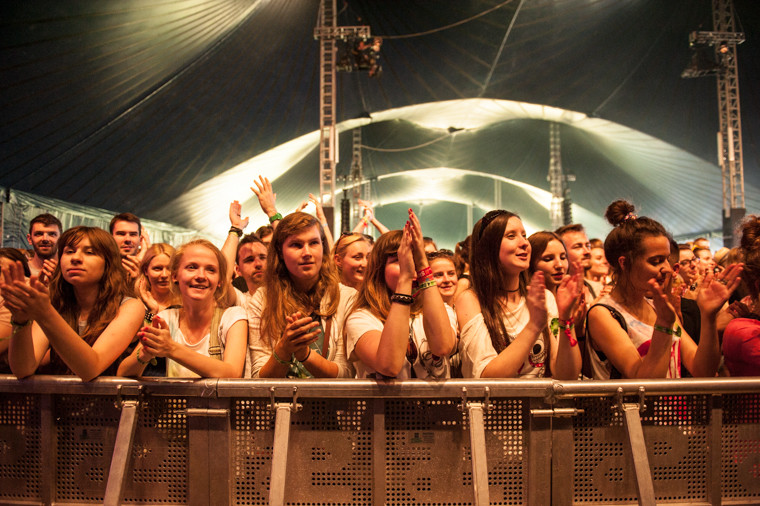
[
  {"x1": 229, "y1": 200, "x2": 250, "y2": 230},
  {"x1": 555, "y1": 270, "x2": 583, "y2": 321},
  {"x1": 406, "y1": 209, "x2": 428, "y2": 270},
  {"x1": 251, "y1": 176, "x2": 278, "y2": 218},
  {"x1": 38, "y1": 258, "x2": 58, "y2": 286},
  {"x1": 398, "y1": 223, "x2": 416, "y2": 282},
  {"x1": 121, "y1": 255, "x2": 141, "y2": 280},
  {"x1": 697, "y1": 263, "x2": 743, "y2": 316},
  {"x1": 526, "y1": 271, "x2": 548, "y2": 331},
  {"x1": 647, "y1": 275, "x2": 678, "y2": 327}
]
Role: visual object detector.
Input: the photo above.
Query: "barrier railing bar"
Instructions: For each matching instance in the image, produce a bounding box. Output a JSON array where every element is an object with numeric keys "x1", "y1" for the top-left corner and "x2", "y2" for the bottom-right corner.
[
  {"x1": 268, "y1": 387, "x2": 301, "y2": 506},
  {"x1": 547, "y1": 400, "x2": 579, "y2": 506},
  {"x1": 103, "y1": 399, "x2": 139, "y2": 506},
  {"x1": 372, "y1": 398, "x2": 385, "y2": 506},
  {"x1": 708, "y1": 394, "x2": 723, "y2": 505},
  {"x1": 466, "y1": 401, "x2": 490, "y2": 506},
  {"x1": 617, "y1": 388, "x2": 655, "y2": 506}
]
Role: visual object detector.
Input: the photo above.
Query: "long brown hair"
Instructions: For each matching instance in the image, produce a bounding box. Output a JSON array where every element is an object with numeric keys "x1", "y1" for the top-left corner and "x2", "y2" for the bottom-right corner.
[
  {"x1": 469, "y1": 210, "x2": 531, "y2": 353},
  {"x1": 351, "y1": 230, "x2": 422, "y2": 322},
  {"x1": 528, "y1": 231, "x2": 566, "y2": 276},
  {"x1": 260, "y1": 212, "x2": 340, "y2": 345},
  {"x1": 47, "y1": 227, "x2": 130, "y2": 373}
]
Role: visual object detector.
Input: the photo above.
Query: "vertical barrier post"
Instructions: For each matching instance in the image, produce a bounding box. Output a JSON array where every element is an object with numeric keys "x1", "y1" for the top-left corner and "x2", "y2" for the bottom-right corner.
[
  {"x1": 616, "y1": 388, "x2": 655, "y2": 506},
  {"x1": 707, "y1": 394, "x2": 723, "y2": 505},
  {"x1": 268, "y1": 387, "x2": 301, "y2": 506},
  {"x1": 372, "y1": 398, "x2": 385, "y2": 506},
  {"x1": 460, "y1": 387, "x2": 490, "y2": 506},
  {"x1": 104, "y1": 389, "x2": 141, "y2": 506}
]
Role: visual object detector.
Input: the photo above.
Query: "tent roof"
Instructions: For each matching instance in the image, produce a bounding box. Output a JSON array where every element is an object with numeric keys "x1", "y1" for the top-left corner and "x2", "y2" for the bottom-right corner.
[{"x1": 2, "y1": 0, "x2": 759, "y2": 247}]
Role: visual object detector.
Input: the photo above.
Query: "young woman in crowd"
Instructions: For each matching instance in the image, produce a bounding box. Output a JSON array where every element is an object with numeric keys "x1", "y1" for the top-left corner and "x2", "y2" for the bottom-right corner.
[
  {"x1": 455, "y1": 211, "x2": 583, "y2": 379},
  {"x1": 247, "y1": 212, "x2": 355, "y2": 378},
  {"x1": 453, "y1": 236, "x2": 472, "y2": 299},
  {"x1": 722, "y1": 215, "x2": 760, "y2": 376},
  {"x1": 332, "y1": 232, "x2": 370, "y2": 290},
  {"x1": 585, "y1": 200, "x2": 742, "y2": 379},
  {"x1": 118, "y1": 239, "x2": 247, "y2": 378},
  {"x1": 135, "y1": 243, "x2": 179, "y2": 316},
  {"x1": 427, "y1": 249, "x2": 458, "y2": 306},
  {"x1": 345, "y1": 210, "x2": 457, "y2": 379},
  {"x1": 528, "y1": 232, "x2": 570, "y2": 298},
  {"x1": 2, "y1": 227, "x2": 144, "y2": 380}
]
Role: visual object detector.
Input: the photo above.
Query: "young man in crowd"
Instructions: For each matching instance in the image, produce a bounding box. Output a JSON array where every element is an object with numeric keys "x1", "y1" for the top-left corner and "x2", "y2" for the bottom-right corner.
[
  {"x1": 109, "y1": 212, "x2": 144, "y2": 279},
  {"x1": 233, "y1": 234, "x2": 268, "y2": 301},
  {"x1": 26, "y1": 213, "x2": 62, "y2": 282}
]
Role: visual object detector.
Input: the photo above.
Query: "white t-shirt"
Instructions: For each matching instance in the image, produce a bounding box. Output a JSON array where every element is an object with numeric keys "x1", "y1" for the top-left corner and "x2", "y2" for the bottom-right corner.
[
  {"x1": 345, "y1": 305, "x2": 458, "y2": 379},
  {"x1": 233, "y1": 287, "x2": 252, "y2": 308},
  {"x1": 245, "y1": 284, "x2": 357, "y2": 378},
  {"x1": 459, "y1": 290, "x2": 558, "y2": 378},
  {"x1": 157, "y1": 306, "x2": 247, "y2": 378}
]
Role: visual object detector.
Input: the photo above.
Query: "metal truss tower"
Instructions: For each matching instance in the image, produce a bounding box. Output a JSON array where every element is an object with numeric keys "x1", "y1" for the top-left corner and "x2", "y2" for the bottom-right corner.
[
  {"x1": 314, "y1": 0, "x2": 370, "y2": 227},
  {"x1": 683, "y1": 0, "x2": 746, "y2": 245},
  {"x1": 548, "y1": 122, "x2": 574, "y2": 229}
]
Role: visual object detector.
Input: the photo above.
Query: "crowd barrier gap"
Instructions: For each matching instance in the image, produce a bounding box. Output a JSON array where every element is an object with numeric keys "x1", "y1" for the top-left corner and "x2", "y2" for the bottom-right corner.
[{"x1": 1, "y1": 375, "x2": 759, "y2": 506}]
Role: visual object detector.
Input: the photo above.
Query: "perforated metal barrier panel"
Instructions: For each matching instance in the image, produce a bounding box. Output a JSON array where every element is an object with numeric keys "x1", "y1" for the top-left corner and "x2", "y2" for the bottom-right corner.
[{"x1": 0, "y1": 377, "x2": 758, "y2": 506}]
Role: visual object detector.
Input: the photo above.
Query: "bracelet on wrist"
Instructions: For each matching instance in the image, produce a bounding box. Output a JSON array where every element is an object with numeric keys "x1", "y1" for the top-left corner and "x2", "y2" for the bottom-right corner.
[
  {"x1": 416, "y1": 266, "x2": 432, "y2": 279},
  {"x1": 272, "y1": 348, "x2": 294, "y2": 365},
  {"x1": 413, "y1": 279, "x2": 437, "y2": 298},
  {"x1": 10, "y1": 318, "x2": 30, "y2": 327},
  {"x1": 558, "y1": 318, "x2": 577, "y2": 347},
  {"x1": 390, "y1": 293, "x2": 414, "y2": 305},
  {"x1": 144, "y1": 310, "x2": 155, "y2": 323},
  {"x1": 269, "y1": 212, "x2": 283, "y2": 224},
  {"x1": 653, "y1": 323, "x2": 681, "y2": 337},
  {"x1": 228, "y1": 226, "x2": 243, "y2": 237},
  {"x1": 296, "y1": 347, "x2": 312, "y2": 363}
]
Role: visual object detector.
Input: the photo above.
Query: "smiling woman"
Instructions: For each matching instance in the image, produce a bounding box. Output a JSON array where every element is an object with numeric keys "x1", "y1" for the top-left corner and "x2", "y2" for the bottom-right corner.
[
  {"x1": 117, "y1": 239, "x2": 247, "y2": 378},
  {"x1": 247, "y1": 212, "x2": 356, "y2": 379},
  {"x1": 585, "y1": 200, "x2": 743, "y2": 379}
]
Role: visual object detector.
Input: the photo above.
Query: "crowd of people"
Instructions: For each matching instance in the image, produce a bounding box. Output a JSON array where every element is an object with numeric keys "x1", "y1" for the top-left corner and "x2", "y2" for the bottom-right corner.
[{"x1": 1, "y1": 175, "x2": 758, "y2": 381}]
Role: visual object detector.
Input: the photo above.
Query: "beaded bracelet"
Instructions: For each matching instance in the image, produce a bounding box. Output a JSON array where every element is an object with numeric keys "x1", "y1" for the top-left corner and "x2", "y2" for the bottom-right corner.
[
  {"x1": 268, "y1": 213, "x2": 283, "y2": 224},
  {"x1": 144, "y1": 310, "x2": 155, "y2": 323},
  {"x1": 136, "y1": 347, "x2": 158, "y2": 366},
  {"x1": 653, "y1": 324, "x2": 682, "y2": 337},
  {"x1": 390, "y1": 293, "x2": 414, "y2": 305},
  {"x1": 558, "y1": 318, "x2": 578, "y2": 347}
]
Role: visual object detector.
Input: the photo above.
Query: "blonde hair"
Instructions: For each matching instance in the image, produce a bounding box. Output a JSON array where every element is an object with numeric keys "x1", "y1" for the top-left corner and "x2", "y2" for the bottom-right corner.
[
  {"x1": 332, "y1": 233, "x2": 369, "y2": 281},
  {"x1": 260, "y1": 213, "x2": 340, "y2": 345},
  {"x1": 169, "y1": 239, "x2": 229, "y2": 308}
]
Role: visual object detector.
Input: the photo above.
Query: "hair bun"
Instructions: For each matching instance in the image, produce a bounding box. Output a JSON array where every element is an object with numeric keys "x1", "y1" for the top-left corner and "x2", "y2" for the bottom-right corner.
[
  {"x1": 604, "y1": 199, "x2": 636, "y2": 227},
  {"x1": 740, "y1": 215, "x2": 760, "y2": 252}
]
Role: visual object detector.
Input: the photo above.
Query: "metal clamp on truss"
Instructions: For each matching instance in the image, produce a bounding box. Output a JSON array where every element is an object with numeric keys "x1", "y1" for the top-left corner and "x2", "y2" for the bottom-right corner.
[{"x1": 613, "y1": 386, "x2": 656, "y2": 506}]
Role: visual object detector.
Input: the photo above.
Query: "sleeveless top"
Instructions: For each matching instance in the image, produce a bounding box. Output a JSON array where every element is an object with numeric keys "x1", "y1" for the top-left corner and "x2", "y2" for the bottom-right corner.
[{"x1": 587, "y1": 295, "x2": 681, "y2": 379}]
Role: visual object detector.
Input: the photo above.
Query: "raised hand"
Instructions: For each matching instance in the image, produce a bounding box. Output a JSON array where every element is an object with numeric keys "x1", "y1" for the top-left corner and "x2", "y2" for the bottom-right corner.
[
  {"x1": 555, "y1": 271, "x2": 583, "y2": 321},
  {"x1": 38, "y1": 258, "x2": 58, "y2": 286},
  {"x1": 136, "y1": 277, "x2": 160, "y2": 314},
  {"x1": 229, "y1": 200, "x2": 250, "y2": 230},
  {"x1": 526, "y1": 271, "x2": 548, "y2": 331},
  {"x1": 251, "y1": 175, "x2": 278, "y2": 218},
  {"x1": 121, "y1": 255, "x2": 141, "y2": 280},
  {"x1": 406, "y1": 209, "x2": 428, "y2": 270},
  {"x1": 647, "y1": 276, "x2": 677, "y2": 327},
  {"x1": 697, "y1": 263, "x2": 743, "y2": 316},
  {"x1": 398, "y1": 223, "x2": 416, "y2": 282}
]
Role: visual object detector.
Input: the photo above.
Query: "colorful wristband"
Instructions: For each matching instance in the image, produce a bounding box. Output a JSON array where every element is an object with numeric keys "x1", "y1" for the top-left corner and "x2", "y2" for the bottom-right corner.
[
  {"x1": 653, "y1": 324, "x2": 681, "y2": 337},
  {"x1": 228, "y1": 226, "x2": 243, "y2": 237},
  {"x1": 558, "y1": 318, "x2": 577, "y2": 347},
  {"x1": 390, "y1": 293, "x2": 414, "y2": 305},
  {"x1": 269, "y1": 213, "x2": 283, "y2": 224}
]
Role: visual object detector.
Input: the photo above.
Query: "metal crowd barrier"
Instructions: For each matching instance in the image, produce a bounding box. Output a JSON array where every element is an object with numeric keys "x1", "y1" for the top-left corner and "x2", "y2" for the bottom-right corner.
[{"x1": 0, "y1": 375, "x2": 758, "y2": 505}]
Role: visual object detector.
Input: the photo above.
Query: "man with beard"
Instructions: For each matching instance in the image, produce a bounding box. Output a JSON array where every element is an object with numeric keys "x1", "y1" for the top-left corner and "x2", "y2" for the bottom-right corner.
[{"x1": 26, "y1": 213, "x2": 62, "y2": 282}]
